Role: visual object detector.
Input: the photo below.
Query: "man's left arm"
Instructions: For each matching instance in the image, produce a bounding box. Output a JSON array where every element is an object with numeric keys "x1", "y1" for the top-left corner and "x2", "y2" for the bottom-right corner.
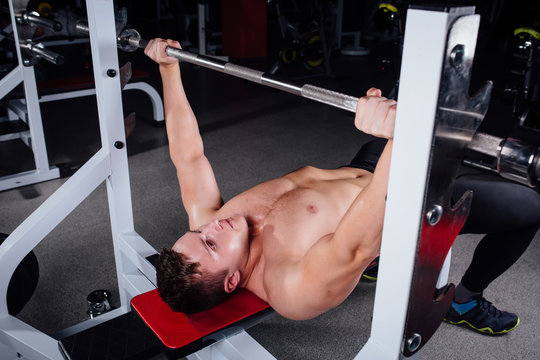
[
  {"x1": 305, "y1": 87, "x2": 395, "y2": 289},
  {"x1": 265, "y1": 89, "x2": 395, "y2": 320},
  {"x1": 270, "y1": 141, "x2": 392, "y2": 320}
]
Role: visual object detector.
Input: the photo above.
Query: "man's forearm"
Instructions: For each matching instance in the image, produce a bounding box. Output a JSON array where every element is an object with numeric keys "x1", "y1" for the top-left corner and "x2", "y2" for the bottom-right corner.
[{"x1": 160, "y1": 64, "x2": 204, "y2": 164}]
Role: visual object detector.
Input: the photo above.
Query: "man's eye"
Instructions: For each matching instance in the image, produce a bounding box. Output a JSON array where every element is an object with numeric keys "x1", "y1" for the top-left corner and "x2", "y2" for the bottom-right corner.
[{"x1": 206, "y1": 240, "x2": 216, "y2": 250}]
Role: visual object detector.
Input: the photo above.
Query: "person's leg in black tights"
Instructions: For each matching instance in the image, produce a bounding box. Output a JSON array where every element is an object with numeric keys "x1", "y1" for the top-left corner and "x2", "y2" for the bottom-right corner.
[
  {"x1": 453, "y1": 178, "x2": 540, "y2": 295},
  {"x1": 446, "y1": 177, "x2": 540, "y2": 334},
  {"x1": 349, "y1": 140, "x2": 540, "y2": 333}
]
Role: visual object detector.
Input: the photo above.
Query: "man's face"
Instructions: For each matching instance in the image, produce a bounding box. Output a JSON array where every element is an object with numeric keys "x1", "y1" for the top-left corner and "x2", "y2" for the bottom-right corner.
[{"x1": 172, "y1": 214, "x2": 250, "y2": 275}]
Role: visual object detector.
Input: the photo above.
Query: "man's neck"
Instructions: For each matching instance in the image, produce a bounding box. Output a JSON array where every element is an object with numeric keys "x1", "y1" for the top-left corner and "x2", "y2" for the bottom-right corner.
[{"x1": 238, "y1": 225, "x2": 267, "y2": 299}]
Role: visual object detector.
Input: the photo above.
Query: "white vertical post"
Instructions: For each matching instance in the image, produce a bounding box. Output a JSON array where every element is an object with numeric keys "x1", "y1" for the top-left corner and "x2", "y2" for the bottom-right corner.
[
  {"x1": 85, "y1": 0, "x2": 136, "y2": 308},
  {"x1": 22, "y1": 67, "x2": 51, "y2": 176},
  {"x1": 355, "y1": 9, "x2": 450, "y2": 360},
  {"x1": 8, "y1": 0, "x2": 52, "y2": 179}
]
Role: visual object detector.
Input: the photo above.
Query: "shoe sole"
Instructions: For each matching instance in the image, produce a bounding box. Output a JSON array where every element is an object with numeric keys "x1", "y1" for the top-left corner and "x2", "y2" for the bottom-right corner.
[{"x1": 444, "y1": 316, "x2": 520, "y2": 335}]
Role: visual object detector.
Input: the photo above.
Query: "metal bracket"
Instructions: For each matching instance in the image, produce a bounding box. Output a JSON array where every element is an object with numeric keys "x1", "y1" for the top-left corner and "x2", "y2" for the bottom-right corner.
[{"x1": 401, "y1": 10, "x2": 493, "y2": 357}]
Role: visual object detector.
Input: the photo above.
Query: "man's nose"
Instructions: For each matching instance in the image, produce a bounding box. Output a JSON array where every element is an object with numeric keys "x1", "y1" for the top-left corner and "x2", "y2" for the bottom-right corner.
[{"x1": 210, "y1": 219, "x2": 222, "y2": 231}]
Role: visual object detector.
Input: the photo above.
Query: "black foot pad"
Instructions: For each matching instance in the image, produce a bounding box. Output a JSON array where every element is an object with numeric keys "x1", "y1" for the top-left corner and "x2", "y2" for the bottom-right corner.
[{"x1": 58, "y1": 312, "x2": 162, "y2": 360}]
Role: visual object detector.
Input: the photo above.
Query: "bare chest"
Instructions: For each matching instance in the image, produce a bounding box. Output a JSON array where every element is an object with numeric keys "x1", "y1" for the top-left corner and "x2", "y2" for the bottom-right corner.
[
  {"x1": 262, "y1": 182, "x2": 360, "y2": 257},
  {"x1": 219, "y1": 166, "x2": 370, "y2": 252}
]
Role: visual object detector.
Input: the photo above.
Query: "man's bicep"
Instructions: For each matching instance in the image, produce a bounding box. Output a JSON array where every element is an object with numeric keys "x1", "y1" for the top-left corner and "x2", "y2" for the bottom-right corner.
[{"x1": 176, "y1": 155, "x2": 222, "y2": 228}]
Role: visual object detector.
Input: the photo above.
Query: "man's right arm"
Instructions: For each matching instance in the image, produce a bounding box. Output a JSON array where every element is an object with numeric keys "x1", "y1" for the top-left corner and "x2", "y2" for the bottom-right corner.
[{"x1": 145, "y1": 39, "x2": 222, "y2": 228}]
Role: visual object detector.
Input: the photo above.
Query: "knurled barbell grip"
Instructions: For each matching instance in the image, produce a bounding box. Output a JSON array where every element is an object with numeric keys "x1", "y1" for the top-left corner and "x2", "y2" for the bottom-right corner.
[
  {"x1": 468, "y1": 132, "x2": 502, "y2": 158},
  {"x1": 301, "y1": 85, "x2": 359, "y2": 113}
]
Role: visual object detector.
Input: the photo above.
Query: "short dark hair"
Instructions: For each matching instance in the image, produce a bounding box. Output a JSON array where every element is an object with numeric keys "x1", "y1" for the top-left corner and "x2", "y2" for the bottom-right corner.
[{"x1": 156, "y1": 248, "x2": 231, "y2": 313}]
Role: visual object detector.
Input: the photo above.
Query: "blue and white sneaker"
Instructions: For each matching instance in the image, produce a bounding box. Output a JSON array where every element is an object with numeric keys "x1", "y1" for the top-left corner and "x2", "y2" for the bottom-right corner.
[{"x1": 444, "y1": 295, "x2": 520, "y2": 335}]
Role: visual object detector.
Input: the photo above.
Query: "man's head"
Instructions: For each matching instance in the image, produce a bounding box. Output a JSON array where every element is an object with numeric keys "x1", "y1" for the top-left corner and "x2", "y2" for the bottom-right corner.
[{"x1": 156, "y1": 214, "x2": 250, "y2": 313}]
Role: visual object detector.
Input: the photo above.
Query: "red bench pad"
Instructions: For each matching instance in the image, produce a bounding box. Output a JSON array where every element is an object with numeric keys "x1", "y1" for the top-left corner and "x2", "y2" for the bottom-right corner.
[{"x1": 131, "y1": 289, "x2": 270, "y2": 349}]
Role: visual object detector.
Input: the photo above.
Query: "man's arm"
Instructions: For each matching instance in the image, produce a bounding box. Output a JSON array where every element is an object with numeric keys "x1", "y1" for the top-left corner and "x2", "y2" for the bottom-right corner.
[
  {"x1": 267, "y1": 89, "x2": 396, "y2": 320},
  {"x1": 145, "y1": 39, "x2": 221, "y2": 228}
]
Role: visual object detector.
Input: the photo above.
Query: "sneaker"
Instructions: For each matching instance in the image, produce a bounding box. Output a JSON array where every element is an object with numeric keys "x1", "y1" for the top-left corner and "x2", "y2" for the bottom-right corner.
[
  {"x1": 444, "y1": 295, "x2": 520, "y2": 335},
  {"x1": 362, "y1": 256, "x2": 379, "y2": 281}
]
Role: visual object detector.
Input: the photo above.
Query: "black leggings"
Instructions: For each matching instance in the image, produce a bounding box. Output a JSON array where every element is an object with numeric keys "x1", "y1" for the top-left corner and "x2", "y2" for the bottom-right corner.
[{"x1": 349, "y1": 139, "x2": 540, "y2": 292}]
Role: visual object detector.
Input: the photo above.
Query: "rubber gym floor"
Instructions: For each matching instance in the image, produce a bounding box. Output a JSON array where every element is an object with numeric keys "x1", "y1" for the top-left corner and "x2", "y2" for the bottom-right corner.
[{"x1": 1, "y1": 34, "x2": 539, "y2": 360}]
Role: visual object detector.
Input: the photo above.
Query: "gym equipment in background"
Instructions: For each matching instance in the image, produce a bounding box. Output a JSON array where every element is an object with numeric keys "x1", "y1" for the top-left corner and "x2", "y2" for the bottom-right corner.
[
  {"x1": 0, "y1": 1, "x2": 163, "y2": 191},
  {"x1": 267, "y1": 0, "x2": 333, "y2": 77},
  {"x1": 335, "y1": 0, "x2": 370, "y2": 56},
  {"x1": 505, "y1": 26, "x2": 540, "y2": 131}
]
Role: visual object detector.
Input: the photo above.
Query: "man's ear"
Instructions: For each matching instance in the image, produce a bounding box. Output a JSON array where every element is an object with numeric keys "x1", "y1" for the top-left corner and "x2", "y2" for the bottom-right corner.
[{"x1": 224, "y1": 271, "x2": 240, "y2": 293}]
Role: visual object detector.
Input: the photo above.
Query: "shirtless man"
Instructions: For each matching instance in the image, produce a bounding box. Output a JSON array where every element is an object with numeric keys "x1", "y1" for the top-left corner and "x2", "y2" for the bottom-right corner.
[
  {"x1": 145, "y1": 38, "x2": 395, "y2": 320},
  {"x1": 145, "y1": 39, "x2": 540, "y2": 331}
]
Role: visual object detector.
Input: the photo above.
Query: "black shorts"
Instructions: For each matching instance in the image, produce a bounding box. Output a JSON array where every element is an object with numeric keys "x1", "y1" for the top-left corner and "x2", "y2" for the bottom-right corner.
[{"x1": 346, "y1": 138, "x2": 388, "y2": 173}]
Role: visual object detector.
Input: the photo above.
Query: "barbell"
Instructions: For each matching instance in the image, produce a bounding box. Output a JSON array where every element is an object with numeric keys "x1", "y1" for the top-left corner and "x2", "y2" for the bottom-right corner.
[
  {"x1": 75, "y1": 24, "x2": 540, "y2": 188},
  {"x1": 75, "y1": 24, "x2": 358, "y2": 113}
]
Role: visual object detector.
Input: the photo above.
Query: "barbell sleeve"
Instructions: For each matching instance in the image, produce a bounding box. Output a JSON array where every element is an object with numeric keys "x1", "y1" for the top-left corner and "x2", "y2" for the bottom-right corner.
[
  {"x1": 467, "y1": 132, "x2": 502, "y2": 158},
  {"x1": 498, "y1": 137, "x2": 540, "y2": 187},
  {"x1": 468, "y1": 133, "x2": 540, "y2": 187}
]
